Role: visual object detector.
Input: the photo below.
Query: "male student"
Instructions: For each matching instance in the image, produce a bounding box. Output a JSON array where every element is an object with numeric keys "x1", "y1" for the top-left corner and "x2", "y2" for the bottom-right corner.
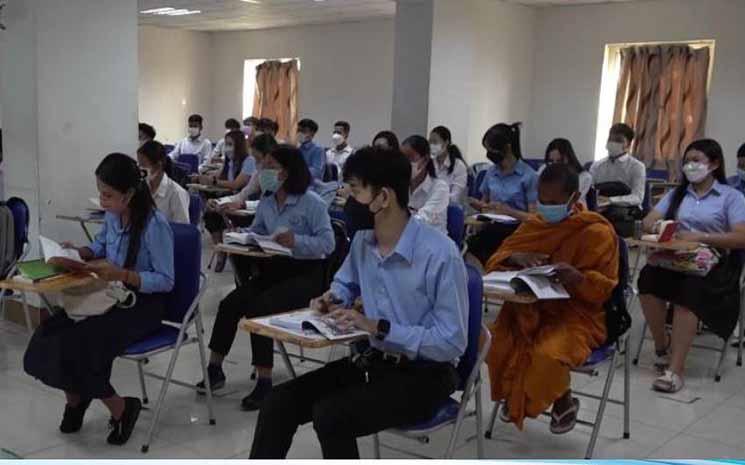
[
  {"x1": 138, "y1": 123, "x2": 156, "y2": 148},
  {"x1": 589, "y1": 123, "x2": 646, "y2": 236},
  {"x1": 243, "y1": 116, "x2": 259, "y2": 138},
  {"x1": 212, "y1": 118, "x2": 242, "y2": 162},
  {"x1": 249, "y1": 146, "x2": 468, "y2": 459},
  {"x1": 326, "y1": 120, "x2": 354, "y2": 172},
  {"x1": 728, "y1": 143, "x2": 745, "y2": 196},
  {"x1": 296, "y1": 118, "x2": 325, "y2": 180},
  {"x1": 169, "y1": 114, "x2": 213, "y2": 167}
]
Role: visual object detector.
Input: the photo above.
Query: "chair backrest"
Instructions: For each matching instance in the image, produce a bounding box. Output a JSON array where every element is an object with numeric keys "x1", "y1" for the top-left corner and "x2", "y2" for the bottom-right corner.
[
  {"x1": 170, "y1": 162, "x2": 189, "y2": 188},
  {"x1": 6, "y1": 197, "x2": 29, "y2": 259},
  {"x1": 471, "y1": 170, "x2": 488, "y2": 199},
  {"x1": 325, "y1": 219, "x2": 351, "y2": 287},
  {"x1": 603, "y1": 237, "x2": 632, "y2": 345},
  {"x1": 188, "y1": 193, "x2": 203, "y2": 226},
  {"x1": 586, "y1": 186, "x2": 598, "y2": 212},
  {"x1": 524, "y1": 158, "x2": 544, "y2": 171},
  {"x1": 323, "y1": 163, "x2": 339, "y2": 182},
  {"x1": 446, "y1": 205, "x2": 465, "y2": 248},
  {"x1": 647, "y1": 168, "x2": 668, "y2": 181},
  {"x1": 178, "y1": 154, "x2": 200, "y2": 174},
  {"x1": 164, "y1": 144, "x2": 175, "y2": 155},
  {"x1": 165, "y1": 223, "x2": 201, "y2": 324},
  {"x1": 642, "y1": 180, "x2": 652, "y2": 215},
  {"x1": 456, "y1": 263, "x2": 483, "y2": 389}
]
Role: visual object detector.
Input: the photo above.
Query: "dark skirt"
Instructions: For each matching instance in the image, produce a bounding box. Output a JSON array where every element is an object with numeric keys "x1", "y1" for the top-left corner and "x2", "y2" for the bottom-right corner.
[
  {"x1": 204, "y1": 210, "x2": 253, "y2": 233},
  {"x1": 466, "y1": 222, "x2": 520, "y2": 265},
  {"x1": 24, "y1": 293, "x2": 166, "y2": 399},
  {"x1": 638, "y1": 252, "x2": 742, "y2": 339}
]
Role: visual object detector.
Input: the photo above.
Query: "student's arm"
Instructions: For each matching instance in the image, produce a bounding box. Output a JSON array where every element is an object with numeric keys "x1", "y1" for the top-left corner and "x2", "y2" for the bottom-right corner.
[
  {"x1": 609, "y1": 160, "x2": 646, "y2": 206},
  {"x1": 200, "y1": 140, "x2": 213, "y2": 166},
  {"x1": 680, "y1": 193, "x2": 745, "y2": 249},
  {"x1": 169, "y1": 141, "x2": 182, "y2": 160},
  {"x1": 216, "y1": 157, "x2": 255, "y2": 191},
  {"x1": 308, "y1": 145, "x2": 325, "y2": 180},
  {"x1": 643, "y1": 190, "x2": 672, "y2": 232},
  {"x1": 563, "y1": 223, "x2": 619, "y2": 304},
  {"x1": 244, "y1": 200, "x2": 268, "y2": 235},
  {"x1": 493, "y1": 172, "x2": 537, "y2": 221},
  {"x1": 329, "y1": 237, "x2": 362, "y2": 306},
  {"x1": 136, "y1": 218, "x2": 176, "y2": 293},
  {"x1": 170, "y1": 188, "x2": 190, "y2": 224},
  {"x1": 414, "y1": 179, "x2": 449, "y2": 228},
  {"x1": 83, "y1": 217, "x2": 109, "y2": 259},
  {"x1": 292, "y1": 200, "x2": 335, "y2": 257},
  {"x1": 449, "y1": 160, "x2": 468, "y2": 205}
]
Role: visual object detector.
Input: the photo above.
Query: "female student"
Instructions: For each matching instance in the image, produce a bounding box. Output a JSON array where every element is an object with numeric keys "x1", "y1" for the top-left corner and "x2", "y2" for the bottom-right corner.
[
  {"x1": 402, "y1": 135, "x2": 450, "y2": 233},
  {"x1": 372, "y1": 130, "x2": 400, "y2": 151},
  {"x1": 137, "y1": 141, "x2": 190, "y2": 223},
  {"x1": 24, "y1": 153, "x2": 175, "y2": 445},
  {"x1": 429, "y1": 126, "x2": 468, "y2": 206},
  {"x1": 638, "y1": 139, "x2": 745, "y2": 393},
  {"x1": 197, "y1": 145, "x2": 335, "y2": 411},
  {"x1": 213, "y1": 134, "x2": 277, "y2": 213},
  {"x1": 467, "y1": 122, "x2": 538, "y2": 265},
  {"x1": 539, "y1": 138, "x2": 593, "y2": 206}
]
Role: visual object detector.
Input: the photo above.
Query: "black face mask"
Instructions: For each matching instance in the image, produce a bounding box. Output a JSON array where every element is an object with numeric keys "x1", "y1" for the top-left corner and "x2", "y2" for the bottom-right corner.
[
  {"x1": 344, "y1": 196, "x2": 376, "y2": 231},
  {"x1": 486, "y1": 150, "x2": 504, "y2": 165}
]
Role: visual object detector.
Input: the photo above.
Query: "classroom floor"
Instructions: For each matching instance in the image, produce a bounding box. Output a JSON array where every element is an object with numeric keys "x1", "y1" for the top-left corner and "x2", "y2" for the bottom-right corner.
[{"x1": 2, "y1": 244, "x2": 745, "y2": 459}]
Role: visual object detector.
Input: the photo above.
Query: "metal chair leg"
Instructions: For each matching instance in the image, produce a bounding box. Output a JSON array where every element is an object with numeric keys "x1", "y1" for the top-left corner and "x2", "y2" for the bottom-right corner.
[
  {"x1": 373, "y1": 433, "x2": 381, "y2": 459},
  {"x1": 277, "y1": 342, "x2": 297, "y2": 379},
  {"x1": 623, "y1": 336, "x2": 631, "y2": 439},
  {"x1": 633, "y1": 321, "x2": 647, "y2": 365},
  {"x1": 715, "y1": 338, "x2": 728, "y2": 382},
  {"x1": 195, "y1": 313, "x2": 216, "y2": 425},
  {"x1": 585, "y1": 349, "x2": 619, "y2": 459},
  {"x1": 475, "y1": 378, "x2": 485, "y2": 459},
  {"x1": 737, "y1": 306, "x2": 744, "y2": 367},
  {"x1": 137, "y1": 361, "x2": 149, "y2": 404},
  {"x1": 21, "y1": 291, "x2": 32, "y2": 333},
  {"x1": 141, "y1": 337, "x2": 184, "y2": 453},
  {"x1": 484, "y1": 400, "x2": 499, "y2": 439}
]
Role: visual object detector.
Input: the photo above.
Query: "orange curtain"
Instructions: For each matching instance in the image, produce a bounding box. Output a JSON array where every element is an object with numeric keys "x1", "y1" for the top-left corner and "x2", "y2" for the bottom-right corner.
[
  {"x1": 613, "y1": 45, "x2": 709, "y2": 178},
  {"x1": 252, "y1": 60, "x2": 299, "y2": 141}
]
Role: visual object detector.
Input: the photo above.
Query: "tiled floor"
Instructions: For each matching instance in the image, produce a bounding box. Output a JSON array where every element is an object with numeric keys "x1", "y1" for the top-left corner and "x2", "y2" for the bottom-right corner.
[{"x1": 2, "y1": 245, "x2": 745, "y2": 459}]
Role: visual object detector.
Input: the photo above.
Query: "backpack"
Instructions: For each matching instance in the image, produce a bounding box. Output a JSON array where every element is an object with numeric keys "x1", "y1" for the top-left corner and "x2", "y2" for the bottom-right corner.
[
  {"x1": 0, "y1": 204, "x2": 16, "y2": 278},
  {"x1": 604, "y1": 237, "x2": 632, "y2": 345}
]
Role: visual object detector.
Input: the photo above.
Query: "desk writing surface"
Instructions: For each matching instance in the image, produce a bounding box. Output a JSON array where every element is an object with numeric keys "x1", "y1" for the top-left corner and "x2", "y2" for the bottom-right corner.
[
  {"x1": 483, "y1": 288, "x2": 538, "y2": 304},
  {"x1": 215, "y1": 243, "x2": 274, "y2": 258},
  {"x1": 626, "y1": 239, "x2": 699, "y2": 251},
  {"x1": 0, "y1": 271, "x2": 97, "y2": 293},
  {"x1": 187, "y1": 184, "x2": 232, "y2": 195},
  {"x1": 56, "y1": 213, "x2": 105, "y2": 224},
  {"x1": 241, "y1": 310, "x2": 366, "y2": 349}
]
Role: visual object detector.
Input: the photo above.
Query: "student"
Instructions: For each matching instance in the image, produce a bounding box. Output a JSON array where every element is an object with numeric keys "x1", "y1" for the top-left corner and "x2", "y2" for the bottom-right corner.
[
  {"x1": 249, "y1": 146, "x2": 468, "y2": 459},
  {"x1": 589, "y1": 123, "x2": 646, "y2": 236},
  {"x1": 214, "y1": 134, "x2": 278, "y2": 213},
  {"x1": 539, "y1": 138, "x2": 593, "y2": 205},
  {"x1": 326, "y1": 121, "x2": 354, "y2": 171},
  {"x1": 24, "y1": 153, "x2": 174, "y2": 445},
  {"x1": 372, "y1": 130, "x2": 400, "y2": 151},
  {"x1": 169, "y1": 114, "x2": 213, "y2": 167},
  {"x1": 402, "y1": 135, "x2": 450, "y2": 233},
  {"x1": 296, "y1": 118, "x2": 325, "y2": 180},
  {"x1": 138, "y1": 123, "x2": 156, "y2": 148},
  {"x1": 198, "y1": 145, "x2": 335, "y2": 410},
  {"x1": 429, "y1": 126, "x2": 468, "y2": 206},
  {"x1": 211, "y1": 118, "x2": 242, "y2": 162},
  {"x1": 727, "y1": 143, "x2": 745, "y2": 196},
  {"x1": 485, "y1": 163, "x2": 618, "y2": 433},
  {"x1": 638, "y1": 139, "x2": 745, "y2": 393},
  {"x1": 137, "y1": 141, "x2": 190, "y2": 224},
  {"x1": 467, "y1": 122, "x2": 538, "y2": 266},
  {"x1": 243, "y1": 116, "x2": 260, "y2": 138}
]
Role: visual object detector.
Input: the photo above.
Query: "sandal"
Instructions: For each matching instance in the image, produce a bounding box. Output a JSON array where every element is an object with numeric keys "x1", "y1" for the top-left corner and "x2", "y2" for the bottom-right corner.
[
  {"x1": 653, "y1": 333, "x2": 672, "y2": 375},
  {"x1": 549, "y1": 397, "x2": 579, "y2": 435},
  {"x1": 652, "y1": 370, "x2": 684, "y2": 393},
  {"x1": 498, "y1": 402, "x2": 511, "y2": 423}
]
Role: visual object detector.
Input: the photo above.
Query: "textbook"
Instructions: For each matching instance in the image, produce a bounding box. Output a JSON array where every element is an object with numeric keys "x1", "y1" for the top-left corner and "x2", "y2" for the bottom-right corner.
[
  {"x1": 39, "y1": 236, "x2": 87, "y2": 272},
  {"x1": 641, "y1": 220, "x2": 678, "y2": 243},
  {"x1": 268, "y1": 309, "x2": 369, "y2": 341},
  {"x1": 16, "y1": 259, "x2": 66, "y2": 282},
  {"x1": 224, "y1": 231, "x2": 292, "y2": 256},
  {"x1": 476, "y1": 213, "x2": 519, "y2": 224},
  {"x1": 483, "y1": 265, "x2": 569, "y2": 300}
]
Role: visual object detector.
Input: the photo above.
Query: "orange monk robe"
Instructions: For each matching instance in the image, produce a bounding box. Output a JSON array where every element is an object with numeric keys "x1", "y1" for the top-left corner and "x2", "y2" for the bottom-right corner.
[{"x1": 485, "y1": 209, "x2": 619, "y2": 429}]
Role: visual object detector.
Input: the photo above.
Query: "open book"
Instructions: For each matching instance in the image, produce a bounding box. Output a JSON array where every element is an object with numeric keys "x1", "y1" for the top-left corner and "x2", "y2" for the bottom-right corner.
[
  {"x1": 642, "y1": 220, "x2": 678, "y2": 243},
  {"x1": 224, "y1": 231, "x2": 292, "y2": 256},
  {"x1": 476, "y1": 213, "x2": 519, "y2": 224},
  {"x1": 39, "y1": 236, "x2": 87, "y2": 272},
  {"x1": 267, "y1": 309, "x2": 368, "y2": 341},
  {"x1": 483, "y1": 265, "x2": 569, "y2": 300}
]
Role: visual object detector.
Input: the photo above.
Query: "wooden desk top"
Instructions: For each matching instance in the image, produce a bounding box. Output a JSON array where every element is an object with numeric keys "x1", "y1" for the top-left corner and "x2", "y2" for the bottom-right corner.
[
  {"x1": 241, "y1": 311, "x2": 367, "y2": 349},
  {"x1": 0, "y1": 271, "x2": 98, "y2": 294},
  {"x1": 225, "y1": 209, "x2": 256, "y2": 218},
  {"x1": 626, "y1": 238, "x2": 699, "y2": 251},
  {"x1": 187, "y1": 184, "x2": 232, "y2": 195},
  {"x1": 483, "y1": 288, "x2": 539, "y2": 304},
  {"x1": 56, "y1": 213, "x2": 105, "y2": 224},
  {"x1": 216, "y1": 243, "x2": 275, "y2": 258}
]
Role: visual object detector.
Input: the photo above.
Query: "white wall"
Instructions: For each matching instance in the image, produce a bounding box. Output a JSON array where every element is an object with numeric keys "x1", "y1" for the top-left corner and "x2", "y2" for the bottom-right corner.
[
  {"x1": 528, "y1": 0, "x2": 745, "y2": 173},
  {"x1": 428, "y1": 0, "x2": 536, "y2": 163},
  {"x1": 139, "y1": 26, "x2": 213, "y2": 144}
]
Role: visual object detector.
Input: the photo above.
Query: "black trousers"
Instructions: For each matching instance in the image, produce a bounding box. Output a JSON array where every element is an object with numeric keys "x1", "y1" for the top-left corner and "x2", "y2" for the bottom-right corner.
[
  {"x1": 249, "y1": 357, "x2": 459, "y2": 459},
  {"x1": 208, "y1": 258, "x2": 326, "y2": 367},
  {"x1": 466, "y1": 221, "x2": 520, "y2": 265},
  {"x1": 204, "y1": 210, "x2": 253, "y2": 234}
]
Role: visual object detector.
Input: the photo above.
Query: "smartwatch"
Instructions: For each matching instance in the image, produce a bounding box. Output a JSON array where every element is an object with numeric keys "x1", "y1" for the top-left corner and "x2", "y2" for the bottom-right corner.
[{"x1": 376, "y1": 319, "x2": 391, "y2": 341}]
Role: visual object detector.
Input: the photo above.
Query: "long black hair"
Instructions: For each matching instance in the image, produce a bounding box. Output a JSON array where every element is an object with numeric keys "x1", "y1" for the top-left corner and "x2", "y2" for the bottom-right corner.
[
  {"x1": 372, "y1": 131, "x2": 400, "y2": 151},
  {"x1": 270, "y1": 145, "x2": 312, "y2": 195},
  {"x1": 431, "y1": 126, "x2": 467, "y2": 175},
  {"x1": 665, "y1": 139, "x2": 727, "y2": 220},
  {"x1": 482, "y1": 122, "x2": 523, "y2": 159},
  {"x1": 545, "y1": 138, "x2": 584, "y2": 173},
  {"x1": 402, "y1": 135, "x2": 436, "y2": 179},
  {"x1": 137, "y1": 140, "x2": 174, "y2": 177},
  {"x1": 250, "y1": 133, "x2": 278, "y2": 157},
  {"x1": 220, "y1": 130, "x2": 249, "y2": 180},
  {"x1": 95, "y1": 153, "x2": 155, "y2": 269}
]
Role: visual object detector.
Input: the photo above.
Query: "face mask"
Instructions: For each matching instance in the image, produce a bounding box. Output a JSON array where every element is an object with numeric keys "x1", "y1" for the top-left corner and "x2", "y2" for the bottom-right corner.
[
  {"x1": 606, "y1": 141, "x2": 625, "y2": 158},
  {"x1": 487, "y1": 150, "x2": 504, "y2": 165},
  {"x1": 259, "y1": 169, "x2": 282, "y2": 194},
  {"x1": 374, "y1": 141, "x2": 389, "y2": 150},
  {"x1": 242, "y1": 126, "x2": 253, "y2": 138},
  {"x1": 188, "y1": 127, "x2": 200, "y2": 138},
  {"x1": 345, "y1": 191, "x2": 383, "y2": 230},
  {"x1": 297, "y1": 133, "x2": 308, "y2": 145},
  {"x1": 738, "y1": 168, "x2": 745, "y2": 182},
  {"x1": 537, "y1": 200, "x2": 571, "y2": 224},
  {"x1": 683, "y1": 161, "x2": 710, "y2": 184},
  {"x1": 224, "y1": 145, "x2": 235, "y2": 159},
  {"x1": 331, "y1": 133, "x2": 345, "y2": 146},
  {"x1": 430, "y1": 144, "x2": 444, "y2": 158}
]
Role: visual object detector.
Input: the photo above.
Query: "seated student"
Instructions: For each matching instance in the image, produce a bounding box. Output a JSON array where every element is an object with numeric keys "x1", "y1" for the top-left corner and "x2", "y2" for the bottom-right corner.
[
  {"x1": 402, "y1": 135, "x2": 450, "y2": 233},
  {"x1": 727, "y1": 142, "x2": 745, "y2": 196},
  {"x1": 138, "y1": 123, "x2": 156, "y2": 149},
  {"x1": 211, "y1": 118, "x2": 242, "y2": 163},
  {"x1": 249, "y1": 146, "x2": 468, "y2": 459},
  {"x1": 296, "y1": 118, "x2": 325, "y2": 180},
  {"x1": 243, "y1": 116, "x2": 260, "y2": 138},
  {"x1": 539, "y1": 138, "x2": 593, "y2": 206},
  {"x1": 326, "y1": 120, "x2": 354, "y2": 172},
  {"x1": 214, "y1": 134, "x2": 277, "y2": 213},
  {"x1": 485, "y1": 163, "x2": 618, "y2": 434},
  {"x1": 198, "y1": 145, "x2": 335, "y2": 410},
  {"x1": 169, "y1": 114, "x2": 213, "y2": 167},
  {"x1": 430, "y1": 125, "x2": 468, "y2": 206},
  {"x1": 24, "y1": 153, "x2": 174, "y2": 445},
  {"x1": 137, "y1": 141, "x2": 190, "y2": 224},
  {"x1": 638, "y1": 139, "x2": 745, "y2": 393},
  {"x1": 467, "y1": 122, "x2": 538, "y2": 266},
  {"x1": 372, "y1": 130, "x2": 400, "y2": 150},
  {"x1": 589, "y1": 123, "x2": 646, "y2": 236}
]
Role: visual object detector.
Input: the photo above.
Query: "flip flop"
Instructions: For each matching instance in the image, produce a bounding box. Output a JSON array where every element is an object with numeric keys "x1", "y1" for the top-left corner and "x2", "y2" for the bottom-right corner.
[
  {"x1": 499, "y1": 402, "x2": 511, "y2": 423},
  {"x1": 550, "y1": 397, "x2": 579, "y2": 435}
]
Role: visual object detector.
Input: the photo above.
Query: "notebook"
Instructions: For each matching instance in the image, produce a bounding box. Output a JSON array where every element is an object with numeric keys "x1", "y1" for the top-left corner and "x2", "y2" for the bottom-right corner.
[
  {"x1": 267, "y1": 309, "x2": 369, "y2": 341},
  {"x1": 39, "y1": 236, "x2": 87, "y2": 272},
  {"x1": 641, "y1": 220, "x2": 678, "y2": 243},
  {"x1": 16, "y1": 259, "x2": 66, "y2": 282},
  {"x1": 476, "y1": 213, "x2": 519, "y2": 224},
  {"x1": 224, "y1": 231, "x2": 292, "y2": 257},
  {"x1": 484, "y1": 265, "x2": 569, "y2": 300}
]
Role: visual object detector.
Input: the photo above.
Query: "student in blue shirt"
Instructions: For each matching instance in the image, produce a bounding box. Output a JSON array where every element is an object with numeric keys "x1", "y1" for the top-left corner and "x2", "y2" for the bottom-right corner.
[
  {"x1": 24, "y1": 153, "x2": 175, "y2": 446},
  {"x1": 249, "y1": 146, "x2": 468, "y2": 459},
  {"x1": 467, "y1": 122, "x2": 538, "y2": 265},
  {"x1": 727, "y1": 143, "x2": 745, "y2": 196},
  {"x1": 639, "y1": 139, "x2": 745, "y2": 394},
  {"x1": 296, "y1": 118, "x2": 325, "y2": 180},
  {"x1": 198, "y1": 145, "x2": 335, "y2": 411}
]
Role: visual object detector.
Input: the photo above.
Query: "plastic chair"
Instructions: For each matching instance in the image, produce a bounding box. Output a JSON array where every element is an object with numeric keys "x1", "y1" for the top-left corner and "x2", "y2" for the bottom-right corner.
[
  {"x1": 0, "y1": 197, "x2": 33, "y2": 331},
  {"x1": 524, "y1": 158, "x2": 544, "y2": 171},
  {"x1": 177, "y1": 154, "x2": 200, "y2": 174},
  {"x1": 323, "y1": 163, "x2": 339, "y2": 182},
  {"x1": 373, "y1": 263, "x2": 491, "y2": 459},
  {"x1": 446, "y1": 205, "x2": 465, "y2": 249},
  {"x1": 586, "y1": 187, "x2": 598, "y2": 212},
  {"x1": 647, "y1": 168, "x2": 668, "y2": 181},
  {"x1": 164, "y1": 144, "x2": 175, "y2": 155},
  {"x1": 471, "y1": 170, "x2": 488, "y2": 200},
  {"x1": 119, "y1": 223, "x2": 216, "y2": 453},
  {"x1": 188, "y1": 193, "x2": 203, "y2": 227}
]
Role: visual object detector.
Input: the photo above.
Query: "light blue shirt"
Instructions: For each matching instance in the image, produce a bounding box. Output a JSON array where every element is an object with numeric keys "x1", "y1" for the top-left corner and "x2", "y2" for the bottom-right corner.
[
  {"x1": 226, "y1": 156, "x2": 257, "y2": 182},
  {"x1": 654, "y1": 181, "x2": 745, "y2": 233},
  {"x1": 311, "y1": 179, "x2": 340, "y2": 207},
  {"x1": 330, "y1": 218, "x2": 469, "y2": 363},
  {"x1": 244, "y1": 190, "x2": 335, "y2": 259},
  {"x1": 300, "y1": 141, "x2": 326, "y2": 180},
  {"x1": 727, "y1": 175, "x2": 745, "y2": 197},
  {"x1": 89, "y1": 211, "x2": 175, "y2": 294},
  {"x1": 479, "y1": 159, "x2": 538, "y2": 211}
]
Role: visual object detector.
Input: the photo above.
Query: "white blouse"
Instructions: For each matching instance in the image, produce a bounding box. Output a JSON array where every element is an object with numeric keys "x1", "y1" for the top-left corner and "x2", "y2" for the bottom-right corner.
[
  {"x1": 434, "y1": 156, "x2": 468, "y2": 207},
  {"x1": 409, "y1": 176, "x2": 450, "y2": 233}
]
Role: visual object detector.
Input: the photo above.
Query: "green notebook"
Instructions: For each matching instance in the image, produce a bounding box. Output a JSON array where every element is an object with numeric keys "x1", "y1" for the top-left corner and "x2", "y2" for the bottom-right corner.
[{"x1": 17, "y1": 259, "x2": 66, "y2": 282}]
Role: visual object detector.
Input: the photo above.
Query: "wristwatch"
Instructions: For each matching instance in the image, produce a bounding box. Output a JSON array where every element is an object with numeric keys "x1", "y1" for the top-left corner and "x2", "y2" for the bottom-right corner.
[{"x1": 376, "y1": 319, "x2": 391, "y2": 341}]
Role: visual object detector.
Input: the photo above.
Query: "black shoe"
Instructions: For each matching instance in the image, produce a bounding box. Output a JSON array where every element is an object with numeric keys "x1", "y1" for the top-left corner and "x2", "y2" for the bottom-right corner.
[
  {"x1": 214, "y1": 252, "x2": 227, "y2": 273},
  {"x1": 240, "y1": 378, "x2": 272, "y2": 411},
  {"x1": 196, "y1": 364, "x2": 226, "y2": 395},
  {"x1": 59, "y1": 399, "x2": 92, "y2": 434},
  {"x1": 107, "y1": 397, "x2": 142, "y2": 446}
]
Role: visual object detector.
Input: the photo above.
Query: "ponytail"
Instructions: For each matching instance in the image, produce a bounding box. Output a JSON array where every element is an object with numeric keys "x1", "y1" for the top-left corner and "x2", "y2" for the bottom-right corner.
[
  {"x1": 431, "y1": 125, "x2": 467, "y2": 175},
  {"x1": 483, "y1": 121, "x2": 523, "y2": 160},
  {"x1": 510, "y1": 122, "x2": 523, "y2": 159}
]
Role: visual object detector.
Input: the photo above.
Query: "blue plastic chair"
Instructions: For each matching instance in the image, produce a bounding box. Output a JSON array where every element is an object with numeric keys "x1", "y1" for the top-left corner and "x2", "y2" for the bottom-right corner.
[
  {"x1": 177, "y1": 154, "x2": 200, "y2": 174},
  {"x1": 164, "y1": 144, "x2": 175, "y2": 155},
  {"x1": 586, "y1": 186, "x2": 598, "y2": 212},
  {"x1": 0, "y1": 197, "x2": 33, "y2": 331},
  {"x1": 188, "y1": 192, "x2": 203, "y2": 226},
  {"x1": 471, "y1": 170, "x2": 488, "y2": 199},
  {"x1": 446, "y1": 205, "x2": 465, "y2": 249},
  {"x1": 524, "y1": 158, "x2": 544, "y2": 171},
  {"x1": 374, "y1": 263, "x2": 491, "y2": 458},
  {"x1": 120, "y1": 223, "x2": 215, "y2": 453},
  {"x1": 647, "y1": 168, "x2": 668, "y2": 181}
]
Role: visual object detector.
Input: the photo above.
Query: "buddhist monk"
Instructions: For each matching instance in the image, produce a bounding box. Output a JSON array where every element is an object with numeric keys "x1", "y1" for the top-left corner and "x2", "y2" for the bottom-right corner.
[{"x1": 485, "y1": 163, "x2": 619, "y2": 433}]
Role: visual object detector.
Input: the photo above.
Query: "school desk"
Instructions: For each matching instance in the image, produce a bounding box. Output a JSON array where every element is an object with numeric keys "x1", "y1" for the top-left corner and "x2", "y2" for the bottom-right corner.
[{"x1": 56, "y1": 212, "x2": 105, "y2": 242}]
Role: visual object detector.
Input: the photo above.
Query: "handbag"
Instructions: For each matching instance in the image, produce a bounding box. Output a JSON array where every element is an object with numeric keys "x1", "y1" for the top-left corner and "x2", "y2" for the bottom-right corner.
[
  {"x1": 60, "y1": 279, "x2": 136, "y2": 321},
  {"x1": 647, "y1": 246, "x2": 720, "y2": 277}
]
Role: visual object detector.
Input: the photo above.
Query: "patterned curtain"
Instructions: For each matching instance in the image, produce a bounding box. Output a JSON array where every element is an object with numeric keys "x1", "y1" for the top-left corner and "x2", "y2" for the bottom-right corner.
[
  {"x1": 252, "y1": 60, "x2": 299, "y2": 141},
  {"x1": 613, "y1": 45, "x2": 709, "y2": 179}
]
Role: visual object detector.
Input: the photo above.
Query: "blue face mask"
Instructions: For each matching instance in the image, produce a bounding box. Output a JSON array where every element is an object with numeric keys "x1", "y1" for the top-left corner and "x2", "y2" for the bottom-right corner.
[
  {"x1": 259, "y1": 169, "x2": 282, "y2": 194},
  {"x1": 537, "y1": 200, "x2": 571, "y2": 224}
]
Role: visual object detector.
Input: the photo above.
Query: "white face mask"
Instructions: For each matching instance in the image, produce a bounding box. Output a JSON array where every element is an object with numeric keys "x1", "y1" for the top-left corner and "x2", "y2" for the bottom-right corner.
[
  {"x1": 297, "y1": 133, "x2": 308, "y2": 146},
  {"x1": 430, "y1": 143, "x2": 444, "y2": 158},
  {"x1": 331, "y1": 133, "x2": 345, "y2": 146},
  {"x1": 683, "y1": 161, "x2": 711, "y2": 184},
  {"x1": 188, "y1": 127, "x2": 200, "y2": 138},
  {"x1": 606, "y1": 141, "x2": 625, "y2": 158}
]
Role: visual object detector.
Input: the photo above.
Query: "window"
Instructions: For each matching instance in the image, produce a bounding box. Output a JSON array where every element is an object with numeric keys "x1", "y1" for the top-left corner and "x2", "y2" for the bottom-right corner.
[{"x1": 242, "y1": 58, "x2": 301, "y2": 119}]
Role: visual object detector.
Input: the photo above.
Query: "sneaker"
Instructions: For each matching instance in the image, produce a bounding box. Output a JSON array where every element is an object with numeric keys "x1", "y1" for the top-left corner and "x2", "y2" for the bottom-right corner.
[
  {"x1": 107, "y1": 397, "x2": 142, "y2": 446},
  {"x1": 240, "y1": 378, "x2": 273, "y2": 412},
  {"x1": 196, "y1": 364, "x2": 226, "y2": 395},
  {"x1": 59, "y1": 399, "x2": 92, "y2": 434},
  {"x1": 654, "y1": 349, "x2": 670, "y2": 375}
]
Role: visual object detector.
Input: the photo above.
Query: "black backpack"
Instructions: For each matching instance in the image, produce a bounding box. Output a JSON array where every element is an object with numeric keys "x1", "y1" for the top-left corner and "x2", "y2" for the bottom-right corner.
[{"x1": 604, "y1": 237, "x2": 632, "y2": 345}]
